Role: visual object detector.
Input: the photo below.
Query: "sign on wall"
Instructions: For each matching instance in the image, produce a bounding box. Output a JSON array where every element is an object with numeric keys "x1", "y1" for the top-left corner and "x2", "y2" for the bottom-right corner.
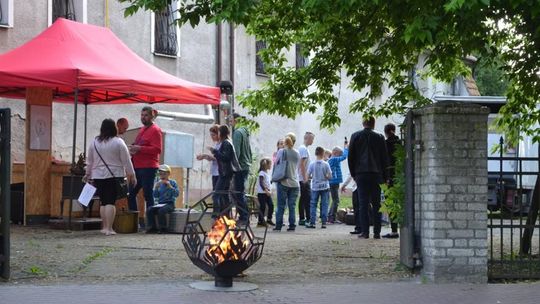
[{"x1": 29, "y1": 105, "x2": 51, "y2": 150}]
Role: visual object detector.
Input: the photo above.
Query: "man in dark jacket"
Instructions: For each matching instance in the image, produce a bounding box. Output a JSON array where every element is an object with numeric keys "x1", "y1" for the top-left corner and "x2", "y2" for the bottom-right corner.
[{"x1": 347, "y1": 117, "x2": 389, "y2": 239}]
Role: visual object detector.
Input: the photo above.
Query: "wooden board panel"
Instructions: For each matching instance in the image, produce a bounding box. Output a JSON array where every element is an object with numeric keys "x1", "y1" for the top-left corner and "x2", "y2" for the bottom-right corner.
[{"x1": 25, "y1": 88, "x2": 53, "y2": 222}]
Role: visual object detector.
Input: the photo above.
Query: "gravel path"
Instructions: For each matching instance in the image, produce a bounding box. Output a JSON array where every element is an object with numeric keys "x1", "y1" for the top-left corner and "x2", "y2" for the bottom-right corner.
[{"x1": 6, "y1": 223, "x2": 412, "y2": 285}]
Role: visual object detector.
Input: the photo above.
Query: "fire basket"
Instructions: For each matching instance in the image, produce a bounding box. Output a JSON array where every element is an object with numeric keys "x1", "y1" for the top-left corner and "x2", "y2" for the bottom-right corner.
[{"x1": 182, "y1": 190, "x2": 267, "y2": 289}]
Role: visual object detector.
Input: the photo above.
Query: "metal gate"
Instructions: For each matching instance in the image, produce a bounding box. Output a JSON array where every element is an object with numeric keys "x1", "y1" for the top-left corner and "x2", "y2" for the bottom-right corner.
[
  {"x1": 488, "y1": 136, "x2": 540, "y2": 280},
  {"x1": 400, "y1": 110, "x2": 418, "y2": 268},
  {"x1": 0, "y1": 108, "x2": 11, "y2": 280}
]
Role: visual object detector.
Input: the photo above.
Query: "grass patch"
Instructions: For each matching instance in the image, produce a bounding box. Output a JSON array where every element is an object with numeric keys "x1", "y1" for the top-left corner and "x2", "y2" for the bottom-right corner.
[
  {"x1": 73, "y1": 247, "x2": 113, "y2": 272},
  {"x1": 26, "y1": 266, "x2": 47, "y2": 276}
]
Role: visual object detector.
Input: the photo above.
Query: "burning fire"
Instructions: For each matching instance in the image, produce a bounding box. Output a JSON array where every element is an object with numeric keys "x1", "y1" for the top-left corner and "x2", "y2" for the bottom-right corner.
[{"x1": 206, "y1": 216, "x2": 249, "y2": 264}]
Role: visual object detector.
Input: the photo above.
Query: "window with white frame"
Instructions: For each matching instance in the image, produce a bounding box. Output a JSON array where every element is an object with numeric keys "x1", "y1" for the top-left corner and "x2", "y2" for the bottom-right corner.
[
  {"x1": 151, "y1": 2, "x2": 180, "y2": 57},
  {"x1": 256, "y1": 40, "x2": 267, "y2": 76},
  {"x1": 0, "y1": 0, "x2": 14, "y2": 28},
  {"x1": 48, "y1": 0, "x2": 87, "y2": 25}
]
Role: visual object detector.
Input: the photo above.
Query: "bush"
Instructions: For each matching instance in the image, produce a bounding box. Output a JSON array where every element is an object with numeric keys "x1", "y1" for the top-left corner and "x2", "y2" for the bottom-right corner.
[{"x1": 380, "y1": 144, "x2": 405, "y2": 225}]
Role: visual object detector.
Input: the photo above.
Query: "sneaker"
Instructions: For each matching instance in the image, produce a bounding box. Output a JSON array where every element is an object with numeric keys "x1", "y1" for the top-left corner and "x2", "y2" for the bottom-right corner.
[
  {"x1": 266, "y1": 220, "x2": 276, "y2": 226},
  {"x1": 350, "y1": 230, "x2": 362, "y2": 235},
  {"x1": 321, "y1": 224, "x2": 327, "y2": 229},
  {"x1": 382, "y1": 233, "x2": 399, "y2": 239},
  {"x1": 305, "y1": 223, "x2": 316, "y2": 229},
  {"x1": 298, "y1": 219, "x2": 305, "y2": 226},
  {"x1": 286, "y1": 226, "x2": 296, "y2": 232},
  {"x1": 272, "y1": 227, "x2": 282, "y2": 232}
]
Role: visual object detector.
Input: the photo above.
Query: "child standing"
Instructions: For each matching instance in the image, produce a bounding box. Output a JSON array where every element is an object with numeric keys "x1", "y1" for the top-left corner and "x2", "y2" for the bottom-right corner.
[
  {"x1": 256, "y1": 158, "x2": 274, "y2": 227},
  {"x1": 306, "y1": 147, "x2": 332, "y2": 229},
  {"x1": 146, "y1": 164, "x2": 179, "y2": 234},
  {"x1": 327, "y1": 140, "x2": 349, "y2": 223}
]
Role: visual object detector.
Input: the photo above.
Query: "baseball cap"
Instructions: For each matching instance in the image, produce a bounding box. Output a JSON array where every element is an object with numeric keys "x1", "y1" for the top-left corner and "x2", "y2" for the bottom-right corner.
[{"x1": 158, "y1": 164, "x2": 171, "y2": 173}]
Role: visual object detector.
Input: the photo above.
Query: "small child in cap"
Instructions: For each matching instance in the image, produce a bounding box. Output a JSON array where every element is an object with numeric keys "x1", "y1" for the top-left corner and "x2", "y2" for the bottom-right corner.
[{"x1": 146, "y1": 164, "x2": 179, "y2": 234}]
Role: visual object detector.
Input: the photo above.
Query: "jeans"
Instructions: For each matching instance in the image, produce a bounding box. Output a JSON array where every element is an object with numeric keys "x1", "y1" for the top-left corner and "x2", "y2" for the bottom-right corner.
[
  {"x1": 213, "y1": 174, "x2": 232, "y2": 216},
  {"x1": 298, "y1": 181, "x2": 311, "y2": 222},
  {"x1": 233, "y1": 170, "x2": 249, "y2": 221},
  {"x1": 128, "y1": 168, "x2": 158, "y2": 211},
  {"x1": 354, "y1": 173, "x2": 382, "y2": 237},
  {"x1": 310, "y1": 189, "x2": 329, "y2": 225},
  {"x1": 275, "y1": 183, "x2": 299, "y2": 229},
  {"x1": 257, "y1": 193, "x2": 274, "y2": 223},
  {"x1": 146, "y1": 202, "x2": 175, "y2": 230},
  {"x1": 327, "y1": 184, "x2": 340, "y2": 221}
]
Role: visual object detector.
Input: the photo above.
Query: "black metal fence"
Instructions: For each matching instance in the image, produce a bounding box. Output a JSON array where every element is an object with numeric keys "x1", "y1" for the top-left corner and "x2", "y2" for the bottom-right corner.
[
  {"x1": 0, "y1": 108, "x2": 11, "y2": 280},
  {"x1": 488, "y1": 136, "x2": 540, "y2": 280}
]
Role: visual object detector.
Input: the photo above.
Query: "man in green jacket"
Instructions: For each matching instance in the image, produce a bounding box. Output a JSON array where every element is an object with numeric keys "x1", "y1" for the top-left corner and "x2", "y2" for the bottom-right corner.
[{"x1": 231, "y1": 113, "x2": 253, "y2": 223}]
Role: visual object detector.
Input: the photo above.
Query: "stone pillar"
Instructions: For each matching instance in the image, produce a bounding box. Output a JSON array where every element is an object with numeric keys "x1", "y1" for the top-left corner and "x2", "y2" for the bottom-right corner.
[{"x1": 413, "y1": 102, "x2": 489, "y2": 283}]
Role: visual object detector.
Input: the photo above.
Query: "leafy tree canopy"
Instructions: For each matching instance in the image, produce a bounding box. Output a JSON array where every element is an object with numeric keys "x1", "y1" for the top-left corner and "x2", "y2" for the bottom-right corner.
[{"x1": 121, "y1": 0, "x2": 540, "y2": 143}]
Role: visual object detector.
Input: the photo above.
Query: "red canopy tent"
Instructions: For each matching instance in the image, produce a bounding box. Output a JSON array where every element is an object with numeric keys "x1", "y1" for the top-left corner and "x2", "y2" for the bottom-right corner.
[
  {"x1": 0, "y1": 18, "x2": 221, "y2": 165},
  {"x1": 0, "y1": 18, "x2": 220, "y2": 105}
]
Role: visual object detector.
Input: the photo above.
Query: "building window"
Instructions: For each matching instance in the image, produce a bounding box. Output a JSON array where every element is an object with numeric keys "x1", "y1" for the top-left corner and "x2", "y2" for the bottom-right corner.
[
  {"x1": 152, "y1": 3, "x2": 180, "y2": 57},
  {"x1": 296, "y1": 44, "x2": 309, "y2": 69},
  {"x1": 256, "y1": 40, "x2": 267, "y2": 75},
  {"x1": 48, "y1": 0, "x2": 87, "y2": 25},
  {"x1": 0, "y1": 0, "x2": 14, "y2": 28},
  {"x1": 52, "y1": 0, "x2": 76, "y2": 21}
]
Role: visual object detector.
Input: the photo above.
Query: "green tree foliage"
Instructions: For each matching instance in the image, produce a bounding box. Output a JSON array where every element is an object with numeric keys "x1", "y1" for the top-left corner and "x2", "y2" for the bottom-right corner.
[
  {"x1": 474, "y1": 58, "x2": 509, "y2": 96},
  {"x1": 380, "y1": 144, "x2": 405, "y2": 225},
  {"x1": 121, "y1": 0, "x2": 540, "y2": 142}
]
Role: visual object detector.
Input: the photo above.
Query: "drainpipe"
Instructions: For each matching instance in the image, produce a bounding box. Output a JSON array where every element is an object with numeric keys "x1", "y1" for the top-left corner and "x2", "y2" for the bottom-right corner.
[
  {"x1": 156, "y1": 104, "x2": 216, "y2": 124},
  {"x1": 217, "y1": 23, "x2": 222, "y2": 86},
  {"x1": 229, "y1": 23, "x2": 235, "y2": 111}
]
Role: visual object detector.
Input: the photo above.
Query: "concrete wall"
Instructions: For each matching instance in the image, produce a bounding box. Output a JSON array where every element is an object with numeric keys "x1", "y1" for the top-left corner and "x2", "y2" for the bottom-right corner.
[{"x1": 413, "y1": 102, "x2": 489, "y2": 283}]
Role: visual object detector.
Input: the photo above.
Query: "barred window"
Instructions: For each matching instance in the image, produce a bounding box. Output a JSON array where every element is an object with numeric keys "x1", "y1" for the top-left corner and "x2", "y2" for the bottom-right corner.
[
  {"x1": 154, "y1": 4, "x2": 179, "y2": 57},
  {"x1": 296, "y1": 44, "x2": 309, "y2": 69},
  {"x1": 256, "y1": 40, "x2": 267, "y2": 75},
  {"x1": 52, "y1": 0, "x2": 76, "y2": 22}
]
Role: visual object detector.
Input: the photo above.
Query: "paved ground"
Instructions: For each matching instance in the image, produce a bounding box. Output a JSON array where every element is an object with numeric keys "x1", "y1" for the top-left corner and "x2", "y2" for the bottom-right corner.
[
  {"x1": 2, "y1": 222, "x2": 540, "y2": 303},
  {"x1": 1, "y1": 280, "x2": 540, "y2": 304}
]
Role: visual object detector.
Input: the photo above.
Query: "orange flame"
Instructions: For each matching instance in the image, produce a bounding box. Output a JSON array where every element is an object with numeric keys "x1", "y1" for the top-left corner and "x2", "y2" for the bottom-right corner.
[{"x1": 206, "y1": 216, "x2": 248, "y2": 264}]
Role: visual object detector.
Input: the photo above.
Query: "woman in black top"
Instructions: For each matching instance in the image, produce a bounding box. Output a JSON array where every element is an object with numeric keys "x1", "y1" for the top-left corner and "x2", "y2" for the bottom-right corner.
[{"x1": 209, "y1": 125, "x2": 240, "y2": 216}]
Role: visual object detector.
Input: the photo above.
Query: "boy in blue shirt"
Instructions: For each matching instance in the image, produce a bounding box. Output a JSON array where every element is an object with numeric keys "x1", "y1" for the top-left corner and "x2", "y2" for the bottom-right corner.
[
  {"x1": 146, "y1": 164, "x2": 179, "y2": 234},
  {"x1": 306, "y1": 147, "x2": 332, "y2": 229},
  {"x1": 327, "y1": 141, "x2": 349, "y2": 223}
]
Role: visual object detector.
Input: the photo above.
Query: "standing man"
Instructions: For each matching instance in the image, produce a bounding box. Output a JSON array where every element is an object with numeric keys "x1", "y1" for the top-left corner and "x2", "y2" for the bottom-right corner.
[
  {"x1": 298, "y1": 131, "x2": 315, "y2": 226},
  {"x1": 128, "y1": 106, "x2": 162, "y2": 219},
  {"x1": 347, "y1": 117, "x2": 388, "y2": 239},
  {"x1": 383, "y1": 123, "x2": 401, "y2": 238},
  {"x1": 116, "y1": 118, "x2": 129, "y2": 135},
  {"x1": 231, "y1": 112, "x2": 253, "y2": 223}
]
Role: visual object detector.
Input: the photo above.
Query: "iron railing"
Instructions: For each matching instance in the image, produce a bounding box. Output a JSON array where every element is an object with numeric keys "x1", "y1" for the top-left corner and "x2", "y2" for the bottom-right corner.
[
  {"x1": 52, "y1": 0, "x2": 76, "y2": 22},
  {"x1": 0, "y1": 108, "x2": 11, "y2": 280},
  {"x1": 154, "y1": 4, "x2": 178, "y2": 56},
  {"x1": 488, "y1": 136, "x2": 540, "y2": 280}
]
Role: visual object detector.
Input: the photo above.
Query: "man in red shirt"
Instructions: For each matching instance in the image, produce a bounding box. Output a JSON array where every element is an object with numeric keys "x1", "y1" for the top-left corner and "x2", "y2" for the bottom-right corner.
[{"x1": 128, "y1": 106, "x2": 163, "y2": 215}]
